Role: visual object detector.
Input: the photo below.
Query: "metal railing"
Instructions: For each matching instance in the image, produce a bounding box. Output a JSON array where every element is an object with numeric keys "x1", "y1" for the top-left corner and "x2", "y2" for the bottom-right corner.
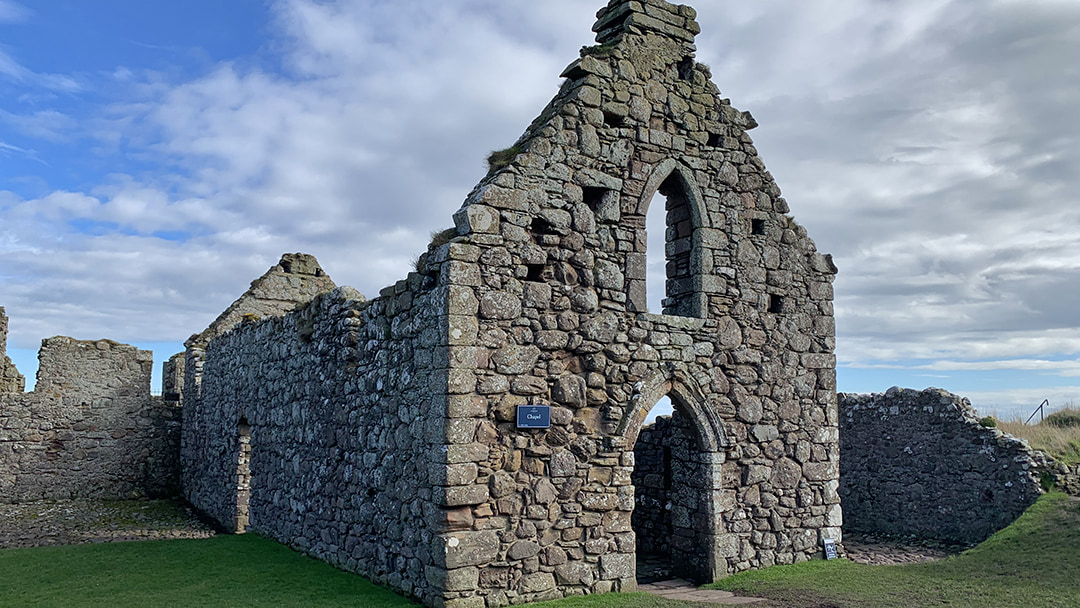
[{"x1": 1025, "y1": 399, "x2": 1049, "y2": 425}]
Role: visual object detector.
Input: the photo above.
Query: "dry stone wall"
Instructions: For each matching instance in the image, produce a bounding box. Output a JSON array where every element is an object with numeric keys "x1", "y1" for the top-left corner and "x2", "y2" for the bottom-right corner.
[
  {"x1": 840, "y1": 387, "x2": 1079, "y2": 543},
  {"x1": 182, "y1": 280, "x2": 451, "y2": 605},
  {"x1": 0, "y1": 334, "x2": 179, "y2": 502}
]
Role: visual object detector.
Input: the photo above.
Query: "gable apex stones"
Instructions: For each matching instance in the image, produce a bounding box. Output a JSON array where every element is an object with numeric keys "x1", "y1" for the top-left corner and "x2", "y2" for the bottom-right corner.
[{"x1": 593, "y1": 0, "x2": 701, "y2": 44}]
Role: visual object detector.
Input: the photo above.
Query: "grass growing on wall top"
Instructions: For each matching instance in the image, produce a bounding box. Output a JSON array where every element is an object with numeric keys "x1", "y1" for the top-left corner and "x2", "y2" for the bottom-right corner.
[
  {"x1": 708, "y1": 492, "x2": 1080, "y2": 608},
  {"x1": 999, "y1": 408, "x2": 1080, "y2": 465}
]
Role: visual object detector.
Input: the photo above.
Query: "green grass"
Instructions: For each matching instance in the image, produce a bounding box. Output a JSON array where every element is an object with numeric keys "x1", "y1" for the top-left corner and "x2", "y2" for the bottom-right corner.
[
  {"x1": 0, "y1": 534, "x2": 416, "y2": 607},
  {"x1": 709, "y1": 493, "x2": 1080, "y2": 608},
  {"x1": 2, "y1": 494, "x2": 1078, "y2": 608}
]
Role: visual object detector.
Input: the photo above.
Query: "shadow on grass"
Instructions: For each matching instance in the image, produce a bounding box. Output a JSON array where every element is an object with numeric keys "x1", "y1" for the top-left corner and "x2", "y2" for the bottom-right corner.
[{"x1": 0, "y1": 533, "x2": 418, "y2": 607}]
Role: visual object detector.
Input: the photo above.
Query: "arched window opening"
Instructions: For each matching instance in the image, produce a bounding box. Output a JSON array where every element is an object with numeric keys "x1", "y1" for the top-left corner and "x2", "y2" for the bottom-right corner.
[
  {"x1": 644, "y1": 172, "x2": 697, "y2": 316},
  {"x1": 236, "y1": 418, "x2": 252, "y2": 534}
]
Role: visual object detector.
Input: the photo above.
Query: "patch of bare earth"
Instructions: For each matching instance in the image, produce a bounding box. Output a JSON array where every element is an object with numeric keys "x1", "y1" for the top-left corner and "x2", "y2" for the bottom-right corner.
[
  {"x1": 0, "y1": 499, "x2": 215, "y2": 549},
  {"x1": 841, "y1": 532, "x2": 971, "y2": 566}
]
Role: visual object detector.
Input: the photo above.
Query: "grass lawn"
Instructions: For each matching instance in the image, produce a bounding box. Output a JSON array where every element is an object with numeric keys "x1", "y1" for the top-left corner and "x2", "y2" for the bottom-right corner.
[
  {"x1": 1, "y1": 493, "x2": 1077, "y2": 607},
  {"x1": 0, "y1": 534, "x2": 416, "y2": 607},
  {"x1": 709, "y1": 492, "x2": 1080, "y2": 608}
]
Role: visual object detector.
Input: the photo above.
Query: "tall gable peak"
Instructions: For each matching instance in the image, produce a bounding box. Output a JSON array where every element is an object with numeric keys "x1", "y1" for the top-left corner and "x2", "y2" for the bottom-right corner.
[{"x1": 593, "y1": 0, "x2": 700, "y2": 45}]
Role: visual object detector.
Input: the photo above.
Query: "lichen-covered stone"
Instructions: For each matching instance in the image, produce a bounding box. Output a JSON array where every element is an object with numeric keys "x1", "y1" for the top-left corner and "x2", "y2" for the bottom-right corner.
[{"x1": 179, "y1": 2, "x2": 840, "y2": 607}]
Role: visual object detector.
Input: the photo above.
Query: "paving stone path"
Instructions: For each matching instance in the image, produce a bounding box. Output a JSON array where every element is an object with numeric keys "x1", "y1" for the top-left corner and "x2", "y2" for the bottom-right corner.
[
  {"x1": 0, "y1": 499, "x2": 215, "y2": 549},
  {"x1": 640, "y1": 579, "x2": 767, "y2": 604}
]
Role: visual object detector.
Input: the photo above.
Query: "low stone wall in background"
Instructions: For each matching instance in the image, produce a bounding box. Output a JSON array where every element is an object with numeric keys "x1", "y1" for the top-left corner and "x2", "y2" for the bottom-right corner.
[
  {"x1": 0, "y1": 336, "x2": 180, "y2": 502},
  {"x1": 839, "y1": 387, "x2": 1078, "y2": 544}
]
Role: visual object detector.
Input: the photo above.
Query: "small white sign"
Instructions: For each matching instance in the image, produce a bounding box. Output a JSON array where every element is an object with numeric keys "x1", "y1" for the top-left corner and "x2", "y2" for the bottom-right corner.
[{"x1": 823, "y1": 538, "x2": 838, "y2": 560}]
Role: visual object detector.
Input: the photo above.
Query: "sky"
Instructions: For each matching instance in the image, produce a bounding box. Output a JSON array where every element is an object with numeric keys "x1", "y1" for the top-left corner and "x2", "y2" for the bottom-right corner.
[{"x1": 1, "y1": 0, "x2": 1078, "y2": 419}]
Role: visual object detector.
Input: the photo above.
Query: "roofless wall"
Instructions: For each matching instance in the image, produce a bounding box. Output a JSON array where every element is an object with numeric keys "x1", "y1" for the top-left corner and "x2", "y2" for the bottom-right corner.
[{"x1": 184, "y1": 2, "x2": 839, "y2": 606}]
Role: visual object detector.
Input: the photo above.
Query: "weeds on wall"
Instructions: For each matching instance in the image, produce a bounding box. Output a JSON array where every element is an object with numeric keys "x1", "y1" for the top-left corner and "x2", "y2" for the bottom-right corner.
[
  {"x1": 998, "y1": 407, "x2": 1080, "y2": 466},
  {"x1": 486, "y1": 145, "x2": 522, "y2": 173}
]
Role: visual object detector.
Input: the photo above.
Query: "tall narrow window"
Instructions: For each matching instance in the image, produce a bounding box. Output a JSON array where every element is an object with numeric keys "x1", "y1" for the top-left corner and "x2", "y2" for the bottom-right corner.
[
  {"x1": 644, "y1": 173, "x2": 697, "y2": 316},
  {"x1": 646, "y1": 191, "x2": 667, "y2": 314},
  {"x1": 236, "y1": 419, "x2": 252, "y2": 534}
]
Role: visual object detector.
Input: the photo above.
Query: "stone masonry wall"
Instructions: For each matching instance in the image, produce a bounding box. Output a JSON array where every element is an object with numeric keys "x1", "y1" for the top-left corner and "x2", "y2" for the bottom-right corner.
[
  {"x1": 162, "y1": 353, "x2": 184, "y2": 402},
  {"x1": 0, "y1": 335, "x2": 179, "y2": 502},
  {"x1": 182, "y1": 280, "x2": 451, "y2": 606},
  {"x1": 180, "y1": 253, "x2": 336, "y2": 408},
  {"x1": 428, "y1": 1, "x2": 840, "y2": 605},
  {"x1": 631, "y1": 416, "x2": 674, "y2": 558},
  {"x1": 840, "y1": 387, "x2": 1080, "y2": 543},
  {"x1": 181, "y1": 2, "x2": 840, "y2": 607},
  {"x1": 1, "y1": 308, "x2": 25, "y2": 394}
]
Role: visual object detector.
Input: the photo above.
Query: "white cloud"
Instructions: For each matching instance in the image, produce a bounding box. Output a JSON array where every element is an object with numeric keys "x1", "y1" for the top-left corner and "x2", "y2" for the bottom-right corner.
[
  {"x1": 1, "y1": 0, "x2": 1079, "y2": 408},
  {"x1": 0, "y1": 48, "x2": 79, "y2": 92},
  {"x1": 0, "y1": 0, "x2": 28, "y2": 23}
]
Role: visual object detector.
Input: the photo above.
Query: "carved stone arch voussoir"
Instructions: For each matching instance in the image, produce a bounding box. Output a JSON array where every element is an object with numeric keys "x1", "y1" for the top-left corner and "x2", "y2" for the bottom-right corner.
[
  {"x1": 634, "y1": 158, "x2": 709, "y2": 230},
  {"x1": 618, "y1": 365, "x2": 728, "y2": 452}
]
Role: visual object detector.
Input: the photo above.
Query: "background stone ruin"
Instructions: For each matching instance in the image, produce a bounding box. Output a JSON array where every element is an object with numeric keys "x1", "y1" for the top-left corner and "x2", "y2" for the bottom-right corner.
[
  {"x1": 0, "y1": 318, "x2": 179, "y2": 502},
  {"x1": 0, "y1": 308, "x2": 25, "y2": 394},
  {"x1": 840, "y1": 387, "x2": 1080, "y2": 543}
]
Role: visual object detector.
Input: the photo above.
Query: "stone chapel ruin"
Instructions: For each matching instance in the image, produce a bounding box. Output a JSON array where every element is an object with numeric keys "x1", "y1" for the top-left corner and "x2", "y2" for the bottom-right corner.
[
  {"x1": 5, "y1": 3, "x2": 1080, "y2": 606},
  {"x1": 178, "y1": 1, "x2": 841, "y2": 606}
]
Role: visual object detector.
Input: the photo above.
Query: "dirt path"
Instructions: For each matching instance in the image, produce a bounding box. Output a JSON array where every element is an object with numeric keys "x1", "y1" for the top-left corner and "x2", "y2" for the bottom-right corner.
[{"x1": 0, "y1": 499, "x2": 215, "y2": 549}]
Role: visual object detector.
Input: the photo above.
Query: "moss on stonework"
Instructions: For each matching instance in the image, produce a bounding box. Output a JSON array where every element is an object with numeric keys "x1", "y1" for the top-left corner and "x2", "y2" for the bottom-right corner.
[
  {"x1": 486, "y1": 145, "x2": 523, "y2": 173},
  {"x1": 581, "y1": 42, "x2": 619, "y2": 59}
]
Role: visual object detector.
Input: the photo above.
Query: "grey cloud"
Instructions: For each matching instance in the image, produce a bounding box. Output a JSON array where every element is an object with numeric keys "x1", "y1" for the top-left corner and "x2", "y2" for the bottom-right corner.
[{"x1": 2, "y1": 0, "x2": 1079, "y2": 403}]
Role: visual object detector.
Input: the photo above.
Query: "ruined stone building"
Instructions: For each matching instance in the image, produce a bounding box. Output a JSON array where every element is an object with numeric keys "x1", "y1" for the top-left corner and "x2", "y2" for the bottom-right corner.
[
  {"x1": 5, "y1": 1, "x2": 1077, "y2": 606},
  {"x1": 178, "y1": 1, "x2": 840, "y2": 606},
  {"x1": 839, "y1": 387, "x2": 1080, "y2": 545},
  {"x1": 0, "y1": 307, "x2": 179, "y2": 502}
]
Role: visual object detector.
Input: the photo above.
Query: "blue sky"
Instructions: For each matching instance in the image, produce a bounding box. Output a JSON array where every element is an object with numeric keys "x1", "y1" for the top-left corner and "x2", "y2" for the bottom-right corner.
[{"x1": 2, "y1": 0, "x2": 1079, "y2": 418}]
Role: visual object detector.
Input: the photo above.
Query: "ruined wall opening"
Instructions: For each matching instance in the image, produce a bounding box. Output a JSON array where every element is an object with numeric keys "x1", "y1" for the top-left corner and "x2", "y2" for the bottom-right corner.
[
  {"x1": 629, "y1": 389, "x2": 725, "y2": 584},
  {"x1": 642, "y1": 168, "x2": 703, "y2": 317},
  {"x1": 236, "y1": 418, "x2": 252, "y2": 534}
]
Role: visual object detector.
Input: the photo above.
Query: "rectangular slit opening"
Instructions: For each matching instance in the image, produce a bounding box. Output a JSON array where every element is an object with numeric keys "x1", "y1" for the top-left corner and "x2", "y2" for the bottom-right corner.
[{"x1": 768, "y1": 294, "x2": 785, "y2": 314}]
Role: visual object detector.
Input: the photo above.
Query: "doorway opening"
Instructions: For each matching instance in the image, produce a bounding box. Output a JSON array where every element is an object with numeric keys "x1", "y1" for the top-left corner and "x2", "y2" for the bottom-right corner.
[
  {"x1": 236, "y1": 418, "x2": 252, "y2": 534},
  {"x1": 630, "y1": 392, "x2": 723, "y2": 584}
]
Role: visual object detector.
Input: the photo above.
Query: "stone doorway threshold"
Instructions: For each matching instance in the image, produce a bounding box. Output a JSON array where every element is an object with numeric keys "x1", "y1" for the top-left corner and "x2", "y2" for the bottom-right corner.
[{"x1": 639, "y1": 579, "x2": 767, "y2": 604}]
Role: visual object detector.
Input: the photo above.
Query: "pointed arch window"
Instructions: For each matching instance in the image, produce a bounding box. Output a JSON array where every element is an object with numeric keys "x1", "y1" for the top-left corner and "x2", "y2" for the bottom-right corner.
[{"x1": 633, "y1": 161, "x2": 708, "y2": 318}]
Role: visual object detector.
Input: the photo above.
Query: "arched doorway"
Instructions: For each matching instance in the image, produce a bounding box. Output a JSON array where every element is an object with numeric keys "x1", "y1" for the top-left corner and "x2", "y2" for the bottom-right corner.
[
  {"x1": 236, "y1": 418, "x2": 252, "y2": 534},
  {"x1": 619, "y1": 372, "x2": 728, "y2": 584}
]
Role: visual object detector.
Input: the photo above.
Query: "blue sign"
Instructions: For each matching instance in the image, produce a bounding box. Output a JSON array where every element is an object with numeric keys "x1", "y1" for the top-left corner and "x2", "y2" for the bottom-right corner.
[{"x1": 516, "y1": 405, "x2": 551, "y2": 429}]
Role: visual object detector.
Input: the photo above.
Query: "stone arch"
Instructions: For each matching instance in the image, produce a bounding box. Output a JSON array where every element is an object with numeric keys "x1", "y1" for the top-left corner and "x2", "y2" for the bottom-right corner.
[
  {"x1": 618, "y1": 366, "x2": 727, "y2": 452},
  {"x1": 618, "y1": 367, "x2": 729, "y2": 583},
  {"x1": 633, "y1": 159, "x2": 710, "y2": 317}
]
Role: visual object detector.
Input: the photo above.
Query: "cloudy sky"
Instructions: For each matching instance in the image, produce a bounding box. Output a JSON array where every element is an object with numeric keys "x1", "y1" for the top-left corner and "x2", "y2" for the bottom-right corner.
[{"x1": 1, "y1": 0, "x2": 1078, "y2": 418}]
